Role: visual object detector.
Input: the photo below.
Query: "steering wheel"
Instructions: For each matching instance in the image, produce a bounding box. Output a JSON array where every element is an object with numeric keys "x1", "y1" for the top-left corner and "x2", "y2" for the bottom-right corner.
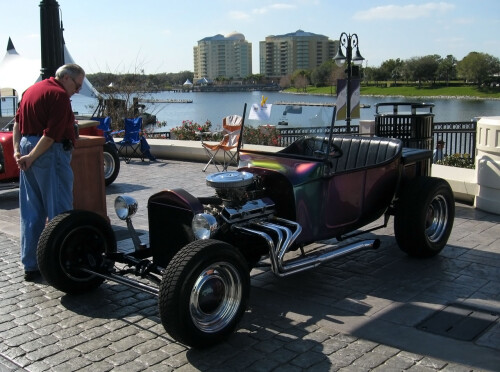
[
  {"x1": 302, "y1": 138, "x2": 317, "y2": 157},
  {"x1": 328, "y1": 143, "x2": 343, "y2": 158}
]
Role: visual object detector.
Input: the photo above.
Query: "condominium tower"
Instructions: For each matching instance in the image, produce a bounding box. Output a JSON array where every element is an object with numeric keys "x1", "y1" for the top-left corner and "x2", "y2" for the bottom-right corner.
[
  {"x1": 260, "y1": 30, "x2": 337, "y2": 79},
  {"x1": 193, "y1": 32, "x2": 252, "y2": 81}
]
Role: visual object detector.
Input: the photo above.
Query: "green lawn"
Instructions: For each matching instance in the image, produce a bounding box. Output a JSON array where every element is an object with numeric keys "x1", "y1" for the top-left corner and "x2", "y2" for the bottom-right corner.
[{"x1": 289, "y1": 84, "x2": 500, "y2": 99}]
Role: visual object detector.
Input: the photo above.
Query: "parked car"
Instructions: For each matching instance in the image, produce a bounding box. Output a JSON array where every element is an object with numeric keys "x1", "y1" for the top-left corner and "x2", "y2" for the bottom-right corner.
[
  {"x1": 37, "y1": 107, "x2": 455, "y2": 348},
  {"x1": 0, "y1": 121, "x2": 119, "y2": 189},
  {"x1": 0, "y1": 121, "x2": 19, "y2": 190}
]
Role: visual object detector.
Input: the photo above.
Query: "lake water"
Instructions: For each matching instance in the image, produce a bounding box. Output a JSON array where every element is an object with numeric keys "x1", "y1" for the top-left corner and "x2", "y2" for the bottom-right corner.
[{"x1": 70, "y1": 90, "x2": 500, "y2": 131}]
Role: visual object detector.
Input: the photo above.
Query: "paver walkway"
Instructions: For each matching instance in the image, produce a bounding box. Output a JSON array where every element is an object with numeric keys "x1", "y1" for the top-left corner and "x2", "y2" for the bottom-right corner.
[{"x1": 1, "y1": 158, "x2": 499, "y2": 371}]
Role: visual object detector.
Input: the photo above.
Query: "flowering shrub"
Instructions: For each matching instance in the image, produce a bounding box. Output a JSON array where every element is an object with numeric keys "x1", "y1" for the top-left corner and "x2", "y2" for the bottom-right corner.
[
  {"x1": 169, "y1": 120, "x2": 281, "y2": 146},
  {"x1": 436, "y1": 153, "x2": 475, "y2": 169},
  {"x1": 244, "y1": 125, "x2": 281, "y2": 146},
  {"x1": 171, "y1": 120, "x2": 212, "y2": 140}
]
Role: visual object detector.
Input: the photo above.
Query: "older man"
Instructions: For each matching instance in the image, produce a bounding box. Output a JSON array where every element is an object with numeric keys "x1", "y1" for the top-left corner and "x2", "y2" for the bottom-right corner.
[{"x1": 12, "y1": 63, "x2": 85, "y2": 281}]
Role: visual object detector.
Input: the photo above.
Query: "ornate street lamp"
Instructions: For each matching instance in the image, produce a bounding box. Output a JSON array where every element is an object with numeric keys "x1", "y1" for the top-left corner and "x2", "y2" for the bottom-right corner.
[{"x1": 333, "y1": 32, "x2": 364, "y2": 132}]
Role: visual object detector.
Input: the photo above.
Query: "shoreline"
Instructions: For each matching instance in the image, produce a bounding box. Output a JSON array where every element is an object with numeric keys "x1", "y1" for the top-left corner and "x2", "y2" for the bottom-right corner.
[{"x1": 281, "y1": 90, "x2": 500, "y2": 101}]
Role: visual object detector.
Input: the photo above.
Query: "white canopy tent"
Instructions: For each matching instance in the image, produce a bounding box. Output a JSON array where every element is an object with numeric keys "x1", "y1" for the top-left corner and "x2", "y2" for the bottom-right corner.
[
  {"x1": 0, "y1": 37, "x2": 100, "y2": 99},
  {"x1": 0, "y1": 38, "x2": 40, "y2": 97},
  {"x1": 63, "y1": 42, "x2": 100, "y2": 98}
]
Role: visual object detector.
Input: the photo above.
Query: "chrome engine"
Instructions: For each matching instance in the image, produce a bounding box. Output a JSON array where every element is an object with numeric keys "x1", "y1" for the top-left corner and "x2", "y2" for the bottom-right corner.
[
  {"x1": 205, "y1": 171, "x2": 275, "y2": 223},
  {"x1": 204, "y1": 171, "x2": 379, "y2": 277}
]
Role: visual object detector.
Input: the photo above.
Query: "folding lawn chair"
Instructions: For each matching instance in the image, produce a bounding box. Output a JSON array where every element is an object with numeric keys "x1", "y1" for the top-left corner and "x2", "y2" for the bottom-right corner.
[
  {"x1": 202, "y1": 103, "x2": 247, "y2": 172},
  {"x1": 91, "y1": 116, "x2": 121, "y2": 150},
  {"x1": 118, "y1": 117, "x2": 145, "y2": 163}
]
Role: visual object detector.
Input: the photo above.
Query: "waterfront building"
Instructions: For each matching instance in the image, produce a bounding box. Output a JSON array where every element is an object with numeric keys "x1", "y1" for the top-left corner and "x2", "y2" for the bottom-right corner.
[
  {"x1": 193, "y1": 32, "x2": 252, "y2": 81},
  {"x1": 259, "y1": 29, "x2": 337, "y2": 79}
]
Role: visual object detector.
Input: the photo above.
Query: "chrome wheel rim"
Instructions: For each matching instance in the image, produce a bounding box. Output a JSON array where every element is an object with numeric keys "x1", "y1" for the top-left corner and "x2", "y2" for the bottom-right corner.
[
  {"x1": 425, "y1": 194, "x2": 448, "y2": 243},
  {"x1": 189, "y1": 262, "x2": 242, "y2": 333},
  {"x1": 103, "y1": 152, "x2": 115, "y2": 179}
]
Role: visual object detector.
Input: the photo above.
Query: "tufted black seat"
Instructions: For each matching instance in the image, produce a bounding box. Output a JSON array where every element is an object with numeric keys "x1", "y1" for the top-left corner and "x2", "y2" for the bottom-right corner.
[
  {"x1": 279, "y1": 135, "x2": 402, "y2": 173},
  {"x1": 329, "y1": 136, "x2": 402, "y2": 173}
]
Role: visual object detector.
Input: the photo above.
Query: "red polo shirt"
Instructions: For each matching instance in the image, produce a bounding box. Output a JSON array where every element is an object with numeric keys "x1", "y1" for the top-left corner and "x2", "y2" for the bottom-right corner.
[{"x1": 15, "y1": 77, "x2": 76, "y2": 143}]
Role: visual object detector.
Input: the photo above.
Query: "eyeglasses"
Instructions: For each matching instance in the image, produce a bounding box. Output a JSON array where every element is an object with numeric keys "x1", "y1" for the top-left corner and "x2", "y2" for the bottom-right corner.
[{"x1": 70, "y1": 76, "x2": 82, "y2": 92}]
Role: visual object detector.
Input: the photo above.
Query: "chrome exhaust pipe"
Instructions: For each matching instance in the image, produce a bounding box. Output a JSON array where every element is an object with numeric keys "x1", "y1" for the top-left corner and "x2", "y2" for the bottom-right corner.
[
  {"x1": 234, "y1": 218, "x2": 380, "y2": 277},
  {"x1": 278, "y1": 239, "x2": 380, "y2": 276}
]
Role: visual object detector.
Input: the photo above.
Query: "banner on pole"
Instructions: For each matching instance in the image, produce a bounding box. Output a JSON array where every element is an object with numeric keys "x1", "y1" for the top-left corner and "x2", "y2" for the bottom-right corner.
[{"x1": 336, "y1": 79, "x2": 361, "y2": 121}]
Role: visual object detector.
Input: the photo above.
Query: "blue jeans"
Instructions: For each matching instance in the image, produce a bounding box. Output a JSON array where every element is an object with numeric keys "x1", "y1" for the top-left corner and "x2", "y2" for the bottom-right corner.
[{"x1": 19, "y1": 136, "x2": 73, "y2": 271}]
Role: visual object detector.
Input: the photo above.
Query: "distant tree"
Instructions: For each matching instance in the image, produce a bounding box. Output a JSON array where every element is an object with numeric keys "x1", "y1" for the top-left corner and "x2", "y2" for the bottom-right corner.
[
  {"x1": 311, "y1": 60, "x2": 334, "y2": 87},
  {"x1": 245, "y1": 74, "x2": 265, "y2": 84},
  {"x1": 291, "y1": 69, "x2": 310, "y2": 92},
  {"x1": 364, "y1": 66, "x2": 386, "y2": 86},
  {"x1": 380, "y1": 58, "x2": 404, "y2": 84},
  {"x1": 405, "y1": 55, "x2": 440, "y2": 86},
  {"x1": 279, "y1": 75, "x2": 292, "y2": 89},
  {"x1": 457, "y1": 52, "x2": 500, "y2": 86},
  {"x1": 437, "y1": 55, "x2": 457, "y2": 85}
]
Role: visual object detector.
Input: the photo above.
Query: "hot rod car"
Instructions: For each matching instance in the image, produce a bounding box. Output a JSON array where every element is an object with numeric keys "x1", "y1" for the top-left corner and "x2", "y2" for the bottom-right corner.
[{"x1": 37, "y1": 120, "x2": 455, "y2": 348}]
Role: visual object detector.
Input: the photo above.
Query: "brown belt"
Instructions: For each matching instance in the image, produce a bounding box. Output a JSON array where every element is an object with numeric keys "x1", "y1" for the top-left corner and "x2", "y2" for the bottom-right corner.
[{"x1": 22, "y1": 133, "x2": 43, "y2": 136}]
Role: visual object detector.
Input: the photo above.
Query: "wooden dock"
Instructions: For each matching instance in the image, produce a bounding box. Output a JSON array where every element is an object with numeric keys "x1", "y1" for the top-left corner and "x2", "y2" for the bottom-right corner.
[
  {"x1": 139, "y1": 99, "x2": 193, "y2": 104},
  {"x1": 274, "y1": 101, "x2": 335, "y2": 107}
]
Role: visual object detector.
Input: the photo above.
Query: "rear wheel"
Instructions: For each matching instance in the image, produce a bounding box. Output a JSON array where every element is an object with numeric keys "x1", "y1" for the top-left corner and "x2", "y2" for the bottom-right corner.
[
  {"x1": 394, "y1": 177, "x2": 454, "y2": 257},
  {"x1": 103, "y1": 143, "x2": 120, "y2": 186},
  {"x1": 37, "y1": 210, "x2": 116, "y2": 293},
  {"x1": 159, "y1": 239, "x2": 250, "y2": 348}
]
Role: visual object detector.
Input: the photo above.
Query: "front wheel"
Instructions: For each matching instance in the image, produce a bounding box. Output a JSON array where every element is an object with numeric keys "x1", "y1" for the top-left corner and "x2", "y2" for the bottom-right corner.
[
  {"x1": 103, "y1": 143, "x2": 120, "y2": 186},
  {"x1": 394, "y1": 177, "x2": 455, "y2": 257},
  {"x1": 37, "y1": 210, "x2": 116, "y2": 293},
  {"x1": 158, "y1": 239, "x2": 250, "y2": 348}
]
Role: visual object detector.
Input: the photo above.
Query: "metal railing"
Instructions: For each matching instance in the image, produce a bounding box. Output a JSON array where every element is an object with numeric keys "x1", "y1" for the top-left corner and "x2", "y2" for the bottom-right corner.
[
  {"x1": 277, "y1": 125, "x2": 360, "y2": 147},
  {"x1": 143, "y1": 121, "x2": 477, "y2": 163},
  {"x1": 274, "y1": 121, "x2": 476, "y2": 162},
  {"x1": 432, "y1": 121, "x2": 477, "y2": 162}
]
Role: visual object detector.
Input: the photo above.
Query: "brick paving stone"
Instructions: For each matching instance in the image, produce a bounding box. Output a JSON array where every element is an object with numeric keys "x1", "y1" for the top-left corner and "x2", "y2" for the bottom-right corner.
[
  {"x1": 76, "y1": 360, "x2": 114, "y2": 372},
  {"x1": 267, "y1": 346, "x2": 297, "y2": 364},
  {"x1": 291, "y1": 350, "x2": 328, "y2": 369},
  {"x1": 52, "y1": 356, "x2": 93, "y2": 371},
  {"x1": 351, "y1": 351, "x2": 390, "y2": 369},
  {"x1": 74, "y1": 338, "x2": 112, "y2": 354},
  {"x1": 273, "y1": 364, "x2": 302, "y2": 372},
  {"x1": 247, "y1": 357, "x2": 281, "y2": 372},
  {"x1": 372, "y1": 353, "x2": 419, "y2": 371},
  {"x1": 84, "y1": 347, "x2": 115, "y2": 363},
  {"x1": 104, "y1": 349, "x2": 142, "y2": 367},
  {"x1": 39, "y1": 349, "x2": 81, "y2": 369}
]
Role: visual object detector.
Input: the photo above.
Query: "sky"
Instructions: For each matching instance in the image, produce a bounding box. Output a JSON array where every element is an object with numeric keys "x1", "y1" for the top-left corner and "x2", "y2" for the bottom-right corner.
[{"x1": 1, "y1": 0, "x2": 499, "y2": 75}]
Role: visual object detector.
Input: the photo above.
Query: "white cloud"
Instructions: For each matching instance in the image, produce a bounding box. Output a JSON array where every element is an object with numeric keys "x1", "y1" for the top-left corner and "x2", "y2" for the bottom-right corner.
[
  {"x1": 452, "y1": 17, "x2": 474, "y2": 25},
  {"x1": 269, "y1": 3, "x2": 297, "y2": 10},
  {"x1": 353, "y1": 2, "x2": 455, "y2": 21},
  {"x1": 229, "y1": 10, "x2": 251, "y2": 20},
  {"x1": 251, "y1": 3, "x2": 297, "y2": 16}
]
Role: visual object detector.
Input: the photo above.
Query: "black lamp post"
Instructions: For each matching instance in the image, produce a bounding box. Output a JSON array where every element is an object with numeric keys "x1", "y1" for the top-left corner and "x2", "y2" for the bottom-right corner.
[
  {"x1": 333, "y1": 32, "x2": 364, "y2": 132},
  {"x1": 39, "y1": 0, "x2": 64, "y2": 79}
]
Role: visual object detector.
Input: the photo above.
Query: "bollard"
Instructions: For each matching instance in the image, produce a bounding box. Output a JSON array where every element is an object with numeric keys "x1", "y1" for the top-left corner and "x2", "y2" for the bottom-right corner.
[
  {"x1": 359, "y1": 120, "x2": 375, "y2": 136},
  {"x1": 475, "y1": 116, "x2": 500, "y2": 215}
]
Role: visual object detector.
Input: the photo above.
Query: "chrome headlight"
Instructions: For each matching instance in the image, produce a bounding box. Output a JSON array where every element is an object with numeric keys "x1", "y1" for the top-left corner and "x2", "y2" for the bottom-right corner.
[
  {"x1": 114, "y1": 195, "x2": 138, "y2": 220},
  {"x1": 192, "y1": 213, "x2": 218, "y2": 240}
]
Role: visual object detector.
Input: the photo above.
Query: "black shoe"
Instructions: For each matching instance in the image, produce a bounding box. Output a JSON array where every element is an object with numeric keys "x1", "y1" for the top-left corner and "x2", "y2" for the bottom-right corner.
[{"x1": 24, "y1": 270, "x2": 41, "y2": 282}]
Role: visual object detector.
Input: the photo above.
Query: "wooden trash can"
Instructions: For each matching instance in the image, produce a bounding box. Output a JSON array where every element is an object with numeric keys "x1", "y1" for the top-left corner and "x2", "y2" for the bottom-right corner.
[{"x1": 71, "y1": 135, "x2": 108, "y2": 221}]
